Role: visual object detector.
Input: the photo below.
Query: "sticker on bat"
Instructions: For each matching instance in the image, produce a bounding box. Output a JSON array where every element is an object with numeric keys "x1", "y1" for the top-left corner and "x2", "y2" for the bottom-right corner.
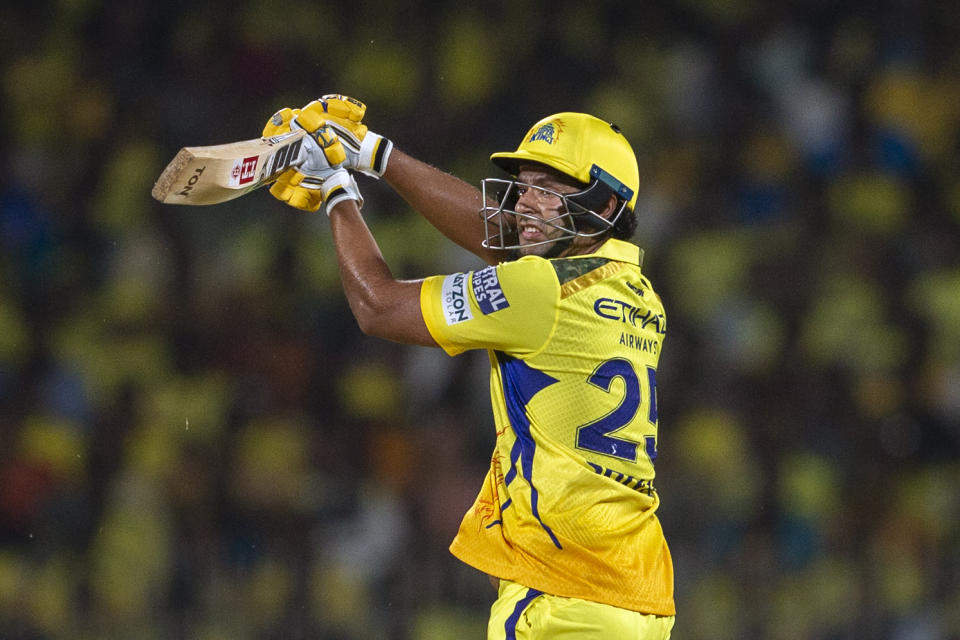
[{"x1": 230, "y1": 156, "x2": 259, "y2": 186}]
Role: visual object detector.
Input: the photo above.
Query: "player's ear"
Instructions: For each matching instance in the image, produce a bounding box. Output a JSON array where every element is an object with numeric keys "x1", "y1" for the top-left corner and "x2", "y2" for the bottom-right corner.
[{"x1": 601, "y1": 194, "x2": 618, "y2": 220}]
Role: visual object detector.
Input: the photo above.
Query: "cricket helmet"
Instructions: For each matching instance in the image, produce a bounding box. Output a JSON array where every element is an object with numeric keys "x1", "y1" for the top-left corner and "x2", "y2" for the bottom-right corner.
[{"x1": 482, "y1": 112, "x2": 640, "y2": 252}]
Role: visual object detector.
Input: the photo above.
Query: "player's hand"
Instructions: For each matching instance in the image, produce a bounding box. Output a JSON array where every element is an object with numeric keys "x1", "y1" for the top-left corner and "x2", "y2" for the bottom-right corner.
[
  {"x1": 263, "y1": 105, "x2": 352, "y2": 212},
  {"x1": 269, "y1": 124, "x2": 362, "y2": 214},
  {"x1": 263, "y1": 105, "x2": 348, "y2": 168},
  {"x1": 271, "y1": 167, "x2": 362, "y2": 214},
  {"x1": 299, "y1": 94, "x2": 393, "y2": 178}
]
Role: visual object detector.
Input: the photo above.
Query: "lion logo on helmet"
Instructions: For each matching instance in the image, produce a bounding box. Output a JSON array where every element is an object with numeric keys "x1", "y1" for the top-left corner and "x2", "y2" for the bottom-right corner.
[{"x1": 528, "y1": 119, "x2": 565, "y2": 145}]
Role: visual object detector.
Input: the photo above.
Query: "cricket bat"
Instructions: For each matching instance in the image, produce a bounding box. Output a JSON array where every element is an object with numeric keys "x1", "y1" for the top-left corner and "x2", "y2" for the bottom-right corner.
[{"x1": 151, "y1": 130, "x2": 306, "y2": 205}]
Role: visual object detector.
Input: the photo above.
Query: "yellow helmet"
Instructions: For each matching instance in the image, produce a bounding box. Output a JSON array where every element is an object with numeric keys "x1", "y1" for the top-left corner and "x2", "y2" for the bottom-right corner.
[
  {"x1": 481, "y1": 113, "x2": 640, "y2": 252},
  {"x1": 490, "y1": 112, "x2": 639, "y2": 211}
]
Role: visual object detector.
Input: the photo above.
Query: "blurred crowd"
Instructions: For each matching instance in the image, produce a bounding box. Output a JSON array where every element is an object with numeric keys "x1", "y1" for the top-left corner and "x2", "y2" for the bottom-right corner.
[{"x1": 1, "y1": 1, "x2": 959, "y2": 638}]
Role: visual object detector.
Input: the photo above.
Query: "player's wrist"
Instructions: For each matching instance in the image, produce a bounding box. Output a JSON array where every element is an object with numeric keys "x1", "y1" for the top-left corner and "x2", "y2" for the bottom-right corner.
[
  {"x1": 321, "y1": 169, "x2": 363, "y2": 216},
  {"x1": 357, "y1": 132, "x2": 393, "y2": 178}
]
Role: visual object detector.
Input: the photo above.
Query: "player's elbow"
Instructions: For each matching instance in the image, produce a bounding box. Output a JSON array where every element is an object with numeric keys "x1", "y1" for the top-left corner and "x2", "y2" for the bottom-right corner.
[
  {"x1": 351, "y1": 293, "x2": 407, "y2": 341},
  {"x1": 350, "y1": 297, "x2": 388, "y2": 337},
  {"x1": 343, "y1": 279, "x2": 433, "y2": 345},
  {"x1": 353, "y1": 305, "x2": 387, "y2": 337},
  {"x1": 349, "y1": 290, "x2": 435, "y2": 347}
]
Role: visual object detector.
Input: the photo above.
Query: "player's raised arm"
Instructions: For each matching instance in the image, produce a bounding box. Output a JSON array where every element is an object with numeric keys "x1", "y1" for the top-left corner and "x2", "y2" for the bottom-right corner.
[
  {"x1": 262, "y1": 102, "x2": 438, "y2": 346},
  {"x1": 380, "y1": 148, "x2": 501, "y2": 265},
  {"x1": 326, "y1": 196, "x2": 436, "y2": 345},
  {"x1": 294, "y1": 94, "x2": 503, "y2": 265}
]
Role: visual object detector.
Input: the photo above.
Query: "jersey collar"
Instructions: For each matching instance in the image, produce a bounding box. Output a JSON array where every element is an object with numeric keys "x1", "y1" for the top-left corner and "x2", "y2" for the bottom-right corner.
[{"x1": 595, "y1": 238, "x2": 644, "y2": 267}]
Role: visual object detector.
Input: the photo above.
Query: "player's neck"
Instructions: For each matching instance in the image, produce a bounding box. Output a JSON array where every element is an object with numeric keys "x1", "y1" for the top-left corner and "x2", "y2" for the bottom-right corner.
[{"x1": 562, "y1": 235, "x2": 607, "y2": 258}]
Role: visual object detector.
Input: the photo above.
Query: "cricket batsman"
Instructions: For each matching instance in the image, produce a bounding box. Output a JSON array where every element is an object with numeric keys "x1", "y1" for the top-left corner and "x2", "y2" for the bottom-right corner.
[{"x1": 262, "y1": 95, "x2": 675, "y2": 639}]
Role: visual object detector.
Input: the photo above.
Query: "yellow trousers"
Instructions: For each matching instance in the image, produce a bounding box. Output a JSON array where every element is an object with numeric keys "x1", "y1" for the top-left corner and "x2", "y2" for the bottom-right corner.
[{"x1": 489, "y1": 579, "x2": 675, "y2": 639}]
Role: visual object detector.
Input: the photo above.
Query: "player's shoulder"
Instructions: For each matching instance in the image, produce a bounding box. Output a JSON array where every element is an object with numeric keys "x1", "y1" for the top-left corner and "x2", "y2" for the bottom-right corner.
[
  {"x1": 494, "y1": 254, "x2": 562, "y2": 282},
  {"x1": 549, "y1": 255, "x2": 617, "y2": 286},
  {"x1": 543, "y1": 239, "x2": 648, "y2": 292},
  {"x1": 473, "y1": 257, "x2": 561, "y2": 310}
]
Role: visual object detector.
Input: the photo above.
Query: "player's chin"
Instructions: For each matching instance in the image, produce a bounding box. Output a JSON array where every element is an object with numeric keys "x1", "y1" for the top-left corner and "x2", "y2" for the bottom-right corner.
[
  {"x1": 516, "y1": 238, "x2": 539, "y2": 253},
  {"x1": 518, "y1": 240, "x2": 555, "y2": 258}
]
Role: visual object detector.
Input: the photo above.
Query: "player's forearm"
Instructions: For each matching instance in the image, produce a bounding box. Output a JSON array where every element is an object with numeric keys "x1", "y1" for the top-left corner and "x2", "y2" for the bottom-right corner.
[
  {"x1": 383, "y1": 148, "x2": 502, "y2": 265},
  {"x1": 328, "y1": 200, "x2": 436, "y2": 346}
]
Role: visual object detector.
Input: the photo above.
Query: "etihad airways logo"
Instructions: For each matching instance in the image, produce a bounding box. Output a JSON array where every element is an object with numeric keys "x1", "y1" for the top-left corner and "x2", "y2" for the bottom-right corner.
[{"x1": 594, "y1": 297, "x2": 666, "y2": 334}]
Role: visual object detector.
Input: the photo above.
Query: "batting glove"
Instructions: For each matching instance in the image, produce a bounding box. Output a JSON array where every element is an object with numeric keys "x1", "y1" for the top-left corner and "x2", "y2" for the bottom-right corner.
[
  {"x1": 271, "y1": 144, "x2": 363, "y2": 214},
  {"x1": 299, "y1": 94, "x2": 393, "y2": 178},
  {"x1": 262, "y1": 106, "x2": 300, "y2": 138},
  {"x1": 263, "y1": 106, "x2": 357, "y2": 212},
  {"x1": 268, "y1": 153, "x2": 362, "y2": 214}
]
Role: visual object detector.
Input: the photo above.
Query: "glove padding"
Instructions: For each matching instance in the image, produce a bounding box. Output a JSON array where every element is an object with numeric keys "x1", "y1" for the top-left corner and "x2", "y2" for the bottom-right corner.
[
  {"x1": 262, "y1": 107, "x2": 300, "y2": 138},
  {"x1": 263, "y1": 106, "x2": 352, "y2": 211},
  {"x1": 299, "y1": 94, "x2": 393, "y2": 178},
  {"x1": 269, "y1": 158, "x2": 363, "y2": 214}
]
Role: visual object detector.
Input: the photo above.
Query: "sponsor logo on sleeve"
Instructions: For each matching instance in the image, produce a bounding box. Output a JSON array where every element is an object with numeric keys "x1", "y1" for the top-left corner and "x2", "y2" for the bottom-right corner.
[
  {"x1": 472, "y1": 266, "x2": 510, "y2": 315},
  {"x1": 441, "y1": 273, "x2": 473, "y2": 325},
  {"x1": 230, "y1": 156, "x2": 259, "y2": 186}
]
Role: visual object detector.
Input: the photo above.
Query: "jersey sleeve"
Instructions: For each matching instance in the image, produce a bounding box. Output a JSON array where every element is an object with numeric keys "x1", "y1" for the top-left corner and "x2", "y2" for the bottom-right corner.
[{"x1": 419, "y1": 257, "x2": 561, "y2": 357}]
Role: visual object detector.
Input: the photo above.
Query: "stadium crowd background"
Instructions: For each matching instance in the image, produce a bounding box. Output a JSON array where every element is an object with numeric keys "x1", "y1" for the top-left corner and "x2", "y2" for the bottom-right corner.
[{"x1": 1, "y1": 1, "x2": 959, "y2": 638}]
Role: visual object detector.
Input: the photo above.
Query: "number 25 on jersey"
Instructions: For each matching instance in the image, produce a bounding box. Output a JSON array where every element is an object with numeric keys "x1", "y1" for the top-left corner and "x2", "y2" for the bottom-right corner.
[{"x1": 576, "y1": 358, "x2": 659, "y2": 464}]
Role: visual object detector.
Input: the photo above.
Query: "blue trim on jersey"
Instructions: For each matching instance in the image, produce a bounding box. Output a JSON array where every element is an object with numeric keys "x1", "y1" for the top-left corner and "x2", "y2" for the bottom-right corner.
[
  {"x1": 496, "y1": 352, "x2": 563, "y2": 550},
  {"x1": 645, "y1": 435, "x2": 659, "y2": 462},
  {"x1": 505, "y1": 588, "x2": 544, "y2": 640},
  {"x1": 503, "y1": 441, "x2": 520, "y2": 486}
]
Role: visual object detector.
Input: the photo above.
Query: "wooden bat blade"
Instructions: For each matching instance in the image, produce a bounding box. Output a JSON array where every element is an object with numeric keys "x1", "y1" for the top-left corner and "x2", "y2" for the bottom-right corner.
[{"x1": 151, "y1": 130, "x2": 306, "y2": 205}]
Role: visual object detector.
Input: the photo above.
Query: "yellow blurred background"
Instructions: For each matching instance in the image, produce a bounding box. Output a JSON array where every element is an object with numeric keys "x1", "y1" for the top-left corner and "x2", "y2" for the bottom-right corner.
[{"x1": 1, "y1": 1, "x2": 959, "y2": 638}]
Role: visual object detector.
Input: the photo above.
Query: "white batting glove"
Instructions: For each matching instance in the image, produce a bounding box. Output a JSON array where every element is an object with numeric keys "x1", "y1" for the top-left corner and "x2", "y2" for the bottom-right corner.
[
  {"x1": 294, "y1": 127, "x2": 363, "y2": 215},
  {"x1": 299, "y1": 94, "x2": 393, "y2": 178},
  {"x1": 269, "y1": 118, "x2": 362, "y2": 213}
]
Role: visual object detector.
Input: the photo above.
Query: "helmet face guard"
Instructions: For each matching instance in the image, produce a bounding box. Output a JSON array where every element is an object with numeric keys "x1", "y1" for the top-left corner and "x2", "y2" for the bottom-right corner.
[{"x1": 479, "y1": 176, "x2": 630, "y2": 252}]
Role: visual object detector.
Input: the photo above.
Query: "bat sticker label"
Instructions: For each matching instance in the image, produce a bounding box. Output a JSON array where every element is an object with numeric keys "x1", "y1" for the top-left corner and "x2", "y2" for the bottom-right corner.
[{"x1": 230, "y1": 156, "x2": 259, "y2": 186}]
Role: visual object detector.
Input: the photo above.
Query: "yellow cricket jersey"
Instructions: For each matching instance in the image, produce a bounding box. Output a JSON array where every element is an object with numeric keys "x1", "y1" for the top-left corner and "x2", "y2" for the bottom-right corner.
[{"x1": 419, "y1": 238, "x2": 674, "y2": 616}]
